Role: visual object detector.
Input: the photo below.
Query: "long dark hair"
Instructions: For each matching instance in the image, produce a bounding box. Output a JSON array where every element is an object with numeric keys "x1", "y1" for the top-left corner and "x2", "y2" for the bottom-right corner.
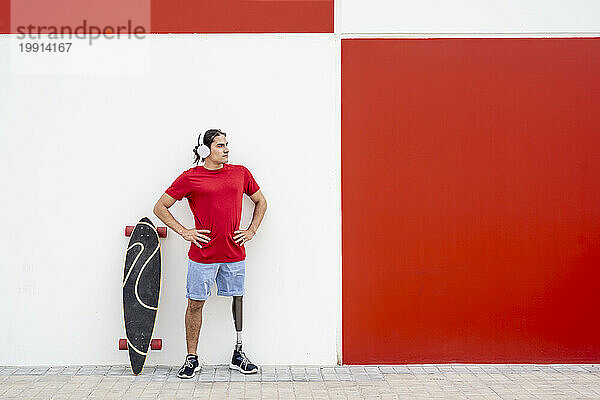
[{"x1": 193, "y1": 129, "x2": 227, "y2": 165}]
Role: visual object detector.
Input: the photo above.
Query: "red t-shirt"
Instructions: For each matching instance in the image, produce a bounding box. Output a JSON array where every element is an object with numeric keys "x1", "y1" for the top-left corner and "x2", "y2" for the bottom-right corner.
[{"x1": 165, "y1": 163, "x2": 260, "y2": 263}]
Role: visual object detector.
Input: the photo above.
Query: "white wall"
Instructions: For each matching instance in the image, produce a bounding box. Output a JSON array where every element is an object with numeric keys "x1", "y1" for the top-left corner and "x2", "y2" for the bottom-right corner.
[
  {"x1": 0, "y1": 34, "x2": 341, "y2": 366},
  {"x1": 339, "y1": 0, "x2": 600, "y2": 34}
]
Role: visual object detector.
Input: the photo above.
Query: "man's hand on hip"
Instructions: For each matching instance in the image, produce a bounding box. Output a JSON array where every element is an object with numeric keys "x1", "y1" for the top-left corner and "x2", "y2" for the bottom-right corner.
[
  {"x1": 233, "y1": 229, "x2": 255, "y2": 246},
  {"x1": 181, "y1": 229, "x2": 211, "y2": 248}
]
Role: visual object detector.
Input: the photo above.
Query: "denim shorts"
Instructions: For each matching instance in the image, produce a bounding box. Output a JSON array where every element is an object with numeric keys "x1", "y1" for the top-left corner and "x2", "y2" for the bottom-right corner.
[{"x1": 186, "y1": 259, "x2": 245, "y2": 301}]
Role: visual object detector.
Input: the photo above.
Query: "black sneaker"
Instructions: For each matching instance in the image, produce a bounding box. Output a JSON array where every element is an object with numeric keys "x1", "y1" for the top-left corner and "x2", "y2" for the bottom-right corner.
[
  {"x1": 177, "y1": 354, "x2": 200, "y2": 379},
  {"x1": 230, "y1": 349, "x2": 259, "y2": 374}
]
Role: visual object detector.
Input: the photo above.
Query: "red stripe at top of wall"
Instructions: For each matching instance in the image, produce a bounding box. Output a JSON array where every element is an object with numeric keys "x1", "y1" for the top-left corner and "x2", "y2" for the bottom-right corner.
[
  {"x1": 0, "y1": 0, "x2": 333, "y2": 34},
  {"x1": 151, "y1": 0, "x2": 333, "y2": 33},
  {"x1": 0, "y1": 0, "x2": 8, "y2": 33}
]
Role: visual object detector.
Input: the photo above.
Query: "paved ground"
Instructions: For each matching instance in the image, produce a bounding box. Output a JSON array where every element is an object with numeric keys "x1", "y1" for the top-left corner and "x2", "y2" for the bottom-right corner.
[{"x1": 1, "y1": 364, "x2": 599, "y2": 399}]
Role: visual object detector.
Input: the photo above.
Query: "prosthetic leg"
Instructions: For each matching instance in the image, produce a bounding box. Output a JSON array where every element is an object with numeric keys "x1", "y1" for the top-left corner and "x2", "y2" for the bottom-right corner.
[
  {"x1": 230, "y1": 295, "x2": 259, "y2": 373},
  {"x1": 232, "y1": 296, "x2": 243, "y2": 351}
]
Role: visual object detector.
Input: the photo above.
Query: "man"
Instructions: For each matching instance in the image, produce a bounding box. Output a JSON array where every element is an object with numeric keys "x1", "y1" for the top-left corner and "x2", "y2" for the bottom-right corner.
[{"x1": 153, "y1": 129, "x2": 267, "y2": 379}]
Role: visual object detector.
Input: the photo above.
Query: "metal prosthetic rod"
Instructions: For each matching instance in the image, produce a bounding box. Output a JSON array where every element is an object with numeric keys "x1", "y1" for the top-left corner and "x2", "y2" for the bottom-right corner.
[
  {"x1": 232, "y1": 296, "x2": 243, "y2": 331},
  {"x1": 232, "y1": 296, "x2": 243, "y2": 351}
]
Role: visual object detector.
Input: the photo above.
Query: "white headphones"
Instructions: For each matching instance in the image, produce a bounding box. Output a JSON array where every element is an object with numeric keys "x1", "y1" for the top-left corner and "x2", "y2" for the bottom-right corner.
[{"x1": 196, "y1": 131, "x2": 210, "y2": 159}]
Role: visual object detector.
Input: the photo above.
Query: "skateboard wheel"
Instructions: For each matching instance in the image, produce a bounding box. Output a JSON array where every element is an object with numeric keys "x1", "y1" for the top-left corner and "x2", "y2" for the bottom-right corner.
[
  {"x1": 125, "y1": 226, "x2": 134, "y2": 237},
  {"x1": 151, "y1": 339, "x2": 162, "y2": 350},
  {"x1": 119, "y1": 338, "x2": 128, "y2": 350}
]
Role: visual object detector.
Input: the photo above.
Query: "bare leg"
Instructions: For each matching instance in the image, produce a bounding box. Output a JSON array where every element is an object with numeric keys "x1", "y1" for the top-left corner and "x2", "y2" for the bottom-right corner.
[{"x1": 185, "y1": 299, "x2": 205, "y2": 355}]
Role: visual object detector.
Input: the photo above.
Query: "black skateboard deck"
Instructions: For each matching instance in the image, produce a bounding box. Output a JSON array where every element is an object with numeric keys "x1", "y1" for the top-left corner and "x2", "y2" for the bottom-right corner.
[{"x1": 123, "y1": 217, "x2": 161, "y2": 375}]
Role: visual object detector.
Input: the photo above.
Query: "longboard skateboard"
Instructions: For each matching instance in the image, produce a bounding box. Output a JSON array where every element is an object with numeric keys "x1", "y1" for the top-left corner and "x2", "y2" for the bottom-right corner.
[{"x1": 122, "y1": 217, "x2": 163, "y2": 375}]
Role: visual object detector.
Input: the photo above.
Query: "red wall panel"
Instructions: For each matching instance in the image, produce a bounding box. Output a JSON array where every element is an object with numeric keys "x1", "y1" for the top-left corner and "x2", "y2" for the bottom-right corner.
[{"x1": 342, "y1": 38, "x2": 600, "y2": 364}]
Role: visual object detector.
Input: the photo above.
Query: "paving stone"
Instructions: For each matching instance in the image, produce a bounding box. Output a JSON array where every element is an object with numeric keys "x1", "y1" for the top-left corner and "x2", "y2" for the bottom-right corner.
[
  {"x1": 13, "y1": 368, "x2": 34, "y2": 375},
  {"x1": 0, "y1": 368, "x2": 18, "y2": 376}
]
